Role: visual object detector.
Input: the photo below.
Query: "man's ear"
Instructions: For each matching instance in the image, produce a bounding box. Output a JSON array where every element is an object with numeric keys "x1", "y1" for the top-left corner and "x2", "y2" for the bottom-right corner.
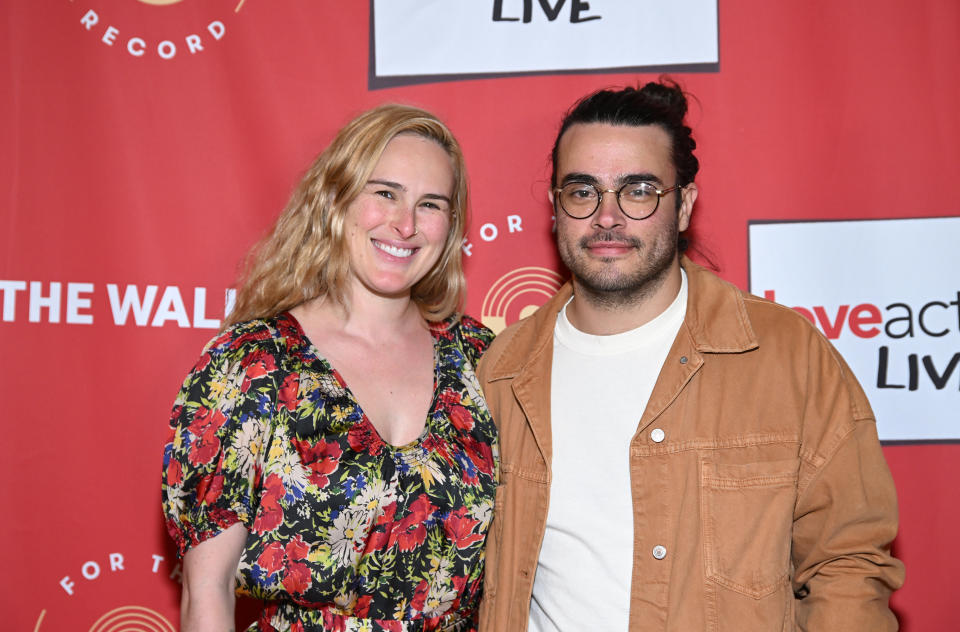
[{"x1": 678, "y1": 182, "x2": 698, "y2": 232}]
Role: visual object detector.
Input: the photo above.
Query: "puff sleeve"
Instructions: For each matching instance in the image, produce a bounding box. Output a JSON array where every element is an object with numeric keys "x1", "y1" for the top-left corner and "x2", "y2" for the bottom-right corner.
[{"x1": 161, "y1": 323, "x2": 281, "y2": 558}]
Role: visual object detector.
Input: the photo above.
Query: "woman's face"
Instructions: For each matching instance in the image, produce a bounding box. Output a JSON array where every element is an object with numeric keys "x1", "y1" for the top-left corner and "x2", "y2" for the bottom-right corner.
[{"x1": 343, "y1": 133, "x2": 455, "y2": 303}]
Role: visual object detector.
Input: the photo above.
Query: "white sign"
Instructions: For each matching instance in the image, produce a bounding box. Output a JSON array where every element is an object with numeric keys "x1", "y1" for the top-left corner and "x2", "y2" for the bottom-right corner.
[
  {"x1": 372, "y1": 0, "x2": 718, "y2": 78},
  {"x1": 749, "y1": 218, "x2": 960, "y2": 442}
]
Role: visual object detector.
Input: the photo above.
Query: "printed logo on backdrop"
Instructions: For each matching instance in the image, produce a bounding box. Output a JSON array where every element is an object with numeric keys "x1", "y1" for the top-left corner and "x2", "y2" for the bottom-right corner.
[
  {"x1": 481, "y1": 267, "x2": 564, "y2": 334},
  {"x1": 68, "y1": 0, "x2": 250, "y2": 60},
  {"x1": 34, "y1": 551, "x2": 180, "y2": 631},
  {"x1": 37, "y1": 606, "x2": 175, "y2": 632},
  {"x1": 370, "y1": 0, "x2": 718, "y2": 87},
  {"x1": 0, "y1": 281, "x2": 235, "y2": 329},
  {"x1": 748, "y1": 217, "x2": 960, "y2": 443}
]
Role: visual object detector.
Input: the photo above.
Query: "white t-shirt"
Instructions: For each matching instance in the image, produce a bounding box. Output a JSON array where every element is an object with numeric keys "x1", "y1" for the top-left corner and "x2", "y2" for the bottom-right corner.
[{"x1": 529, "y1": 271, "x2": 687, "y2": 631}]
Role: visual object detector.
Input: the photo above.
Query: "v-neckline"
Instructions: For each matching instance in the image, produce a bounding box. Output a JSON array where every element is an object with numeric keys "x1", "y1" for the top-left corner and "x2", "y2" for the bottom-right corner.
[{"x1": 281, "y1": 311, "x2": 442, "y2": 451}]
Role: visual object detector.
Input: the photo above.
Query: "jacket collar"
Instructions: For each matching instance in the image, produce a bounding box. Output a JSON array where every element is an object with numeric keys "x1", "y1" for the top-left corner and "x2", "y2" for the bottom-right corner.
[{"x1": 485, "y1": 256, "x2": 758, "y2": 382}]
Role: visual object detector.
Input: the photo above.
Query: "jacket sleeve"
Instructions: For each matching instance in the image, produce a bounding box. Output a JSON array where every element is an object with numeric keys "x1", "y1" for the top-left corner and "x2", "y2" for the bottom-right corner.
[{"x1": 790, "y1": 342, "x2": 905, "y2": 630}]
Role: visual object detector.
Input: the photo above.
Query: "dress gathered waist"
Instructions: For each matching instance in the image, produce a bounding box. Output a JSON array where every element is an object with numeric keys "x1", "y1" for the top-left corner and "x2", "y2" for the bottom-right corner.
[{"x1": 254, "y1": 600, "x2": 475, "y2": 632}]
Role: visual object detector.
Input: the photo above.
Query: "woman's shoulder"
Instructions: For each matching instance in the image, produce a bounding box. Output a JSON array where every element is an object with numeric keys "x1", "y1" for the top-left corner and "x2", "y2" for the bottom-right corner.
[
  {"x1": 201, "y1": 318, "x2": 279, "y2": 356},
  {"x1": 456, "y1": 313, "x2": 494, "y2": 341},
  {"x1": 196, "y1": 313, "x2": 309, "y2": 366},
  {"x1": 434, "y1": 313, "x2": 495, "y2": 362}
]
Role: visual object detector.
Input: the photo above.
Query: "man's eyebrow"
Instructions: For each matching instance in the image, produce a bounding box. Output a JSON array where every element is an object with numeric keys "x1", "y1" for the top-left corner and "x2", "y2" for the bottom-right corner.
[
  {"x1": 559, "y1": 172, "x2": 600, "y2": 186},
  {"x1": 559, "y1": 172, "x2": 665, "y2": 187},
  {"x1": 619, "y1": 172, "x2": 664, "y2": 186}
]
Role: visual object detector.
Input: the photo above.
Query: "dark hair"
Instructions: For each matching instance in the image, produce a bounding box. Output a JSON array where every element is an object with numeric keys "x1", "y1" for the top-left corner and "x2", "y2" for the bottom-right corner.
[{"x1": 550, "y1": 78, "x2": 700, "y2": 214}]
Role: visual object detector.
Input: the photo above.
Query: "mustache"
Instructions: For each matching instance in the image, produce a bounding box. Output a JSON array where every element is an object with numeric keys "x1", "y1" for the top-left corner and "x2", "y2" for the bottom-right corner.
[{"x1": 579, "y1": 231, "x2": 643, "y2": 249}]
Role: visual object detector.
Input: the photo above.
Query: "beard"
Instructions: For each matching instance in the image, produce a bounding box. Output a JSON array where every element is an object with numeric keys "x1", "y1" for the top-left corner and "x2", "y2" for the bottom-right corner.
[{"x1": 557, "y1": 221, "x2": 679, "y2": 310}]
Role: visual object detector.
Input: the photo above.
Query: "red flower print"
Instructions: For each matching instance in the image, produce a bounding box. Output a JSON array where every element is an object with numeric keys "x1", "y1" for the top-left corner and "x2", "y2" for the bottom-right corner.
[
  {"x1": 188, "y1": 430, "x2": 221, "y2": 467},
  {"x1": 390, "y1": 495, "x2": 437, "y2": 552},
  {"x1": 258, "y1": 536, "x2": 314, "y2": 595},
  {"x1": 193, "y1": 406, "x2": 227, "y2": 432},
  {"x1": 407, "y1": 494, "x2": 437, "y2": 521},
  {"x1": 363, "y1": 501, "x2": 397, "y2": 554},
  {"x1": 257, "y1": 541, "x2": 285, "y2": 575},
  {"x1": 254, "y1": 505, "x2": 282, "y2": 533},
  {"x1": 438, "y1": 387, "x2": 462, "y2": 406},
  {"x1": 242, "y1": 351, "x2": 277, "y2": 377},
  {"x1": 410, "y1": 578, "x2": 429, "y2": 613},
  {"x1": 193, "y1": 351, "x2": 213, "y2": 373},
  {"x1": 443, "y1": 507, "x2": 484, "y2": 549},
  {"x1": 292, "y1": 438, "x2": 342, "y2": 487},
  {"x1": 396, "y1": 523, "x2": 427, "y2": 552},
  {"x1": 422, "y1": 434, "x2": 453, "y2": 466},
  {"x1": 448, "y1": 404, "x2": 475, "y2": 432},
  {"x1": 322, "y1": 610, "x2": 347, "y2": 632},
  {"x1": 348, "y1": 421, "x2": 384, "y2": 456},
  {"x1": 429, "y1": 321, "x2": 454, "y2": 340},
  {"x1": 241, "y1": 352, "x2": 278, "y2": 392},
  {"x1": 381, "y1": 622, "x2": 403, "y2": 632},
  {"x1": 166, "y1": 459, "x2": 183, "y2": 486},
  {"x1": 462, "y1": 435, "x2": 494, "y2": 476},
  {"x1": 448, "y1": 575, "x2": 468, "y2": 613},
  {"x1": 354, "y1": 594, "x2": 372, "y2": 618},
  {"x1": 282, "y1": 559, "x2": 311, "y2": 594},
  {"x1": 199, "y1": 473, "x2": 225, "y2": 505},
  {"x1": 285, "y1": 534, "x2": 309, "y2": 561},
  {"x1": 208, "y1": 506, "x2": 239, "y2": 529},
  {"x1": 377, "y1": 502, "x2": 397, "y2": 525},
  {"x1": 277, "y1": 372, "x2": 300, "y2": 411},
  {"x1": 187, "y1": 408, "x2": 227, "y2": 466},
  {"x1": 252, "y1": 474, "x2": 285, "y2": 533}
]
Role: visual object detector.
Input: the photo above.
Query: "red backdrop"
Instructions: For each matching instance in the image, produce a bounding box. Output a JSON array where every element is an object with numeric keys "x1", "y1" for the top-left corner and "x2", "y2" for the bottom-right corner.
[{"x1": 2, "y1": 1, "x2": 957, "y2": 630}]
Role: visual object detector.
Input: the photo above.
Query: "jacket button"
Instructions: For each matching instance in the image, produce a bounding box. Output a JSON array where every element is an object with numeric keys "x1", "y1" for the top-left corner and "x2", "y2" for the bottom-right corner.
[
  {"x1": 650, "y1": 428, "x2": 665, "y2": 443},
  {"x1": 679, "y1": 356, "x2": 688, "y2": 364},
  {"x1": 652, "y1": 545, "x2": 667, "y2": 560}
]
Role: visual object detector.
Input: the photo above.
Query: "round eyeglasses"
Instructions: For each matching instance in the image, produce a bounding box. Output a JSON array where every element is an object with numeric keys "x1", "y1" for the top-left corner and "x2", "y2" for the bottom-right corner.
[{"x1": 553, "y1": 181, "x2": 684, "y2": 220}]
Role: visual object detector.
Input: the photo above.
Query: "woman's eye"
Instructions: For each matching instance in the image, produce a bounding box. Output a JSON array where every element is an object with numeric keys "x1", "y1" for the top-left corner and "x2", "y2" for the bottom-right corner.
[
  {"x1": 419, "y1": 200, "x2": 449, "y2": 212},
  {"x1": 375, "y1": 190, "x2": 395, "y2": 200}
]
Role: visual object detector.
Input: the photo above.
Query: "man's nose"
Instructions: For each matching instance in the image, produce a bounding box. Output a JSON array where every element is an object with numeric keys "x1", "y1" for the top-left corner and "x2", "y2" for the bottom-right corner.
[{"x1": 592, "y1": 191, "x2": 625, "y2": 228}]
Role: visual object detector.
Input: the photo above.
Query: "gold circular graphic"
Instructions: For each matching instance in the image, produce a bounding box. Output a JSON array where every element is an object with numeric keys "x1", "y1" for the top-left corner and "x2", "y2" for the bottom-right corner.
[
  {"x1": 88, "y1": 606, "x2": 175, "y2": 632},
  {"x1": 134, "y1": 0, "x2": 249, "y2": 12},
  {"x1": 481, "y1": 266, "x2": 563, "y2": 334}
]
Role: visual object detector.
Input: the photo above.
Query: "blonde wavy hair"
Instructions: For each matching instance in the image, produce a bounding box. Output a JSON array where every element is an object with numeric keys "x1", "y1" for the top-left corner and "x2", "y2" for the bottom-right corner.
[{"x1": 224, "y1": 104, "x2": 469, "y2": 327}]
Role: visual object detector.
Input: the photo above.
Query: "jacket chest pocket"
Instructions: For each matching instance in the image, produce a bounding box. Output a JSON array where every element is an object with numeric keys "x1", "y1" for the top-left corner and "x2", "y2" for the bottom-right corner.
[{"x1": 700, "y1": 458, "x2": 798, "y2": 599}]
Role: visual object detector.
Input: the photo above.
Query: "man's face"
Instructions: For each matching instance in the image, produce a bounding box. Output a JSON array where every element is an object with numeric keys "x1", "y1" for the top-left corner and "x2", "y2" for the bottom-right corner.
[{"x1": 552, "y1": 122, "x2": 696, "y2": 307}]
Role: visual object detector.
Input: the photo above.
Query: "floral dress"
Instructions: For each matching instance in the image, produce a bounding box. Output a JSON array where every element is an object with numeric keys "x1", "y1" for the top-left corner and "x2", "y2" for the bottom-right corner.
[{"x1": 161, "y1": 313, "x2": 498, "y2": 632}]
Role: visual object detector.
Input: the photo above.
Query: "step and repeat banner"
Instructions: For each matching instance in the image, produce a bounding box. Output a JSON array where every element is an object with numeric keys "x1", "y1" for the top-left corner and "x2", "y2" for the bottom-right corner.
[{"x1": 2, "y1": 1, "x2": 957, "y2": 630}]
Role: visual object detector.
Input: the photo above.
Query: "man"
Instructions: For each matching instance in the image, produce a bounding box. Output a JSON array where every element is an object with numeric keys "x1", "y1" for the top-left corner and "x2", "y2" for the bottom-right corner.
[{"x1": 476, "y1": 80, "x2": 904, "y2": 631}]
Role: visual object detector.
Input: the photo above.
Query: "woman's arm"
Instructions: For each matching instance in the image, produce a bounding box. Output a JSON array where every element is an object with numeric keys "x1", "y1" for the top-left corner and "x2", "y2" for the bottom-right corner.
[{"x1": 180, "y1": 522, "x2": 248, "y2": 632}]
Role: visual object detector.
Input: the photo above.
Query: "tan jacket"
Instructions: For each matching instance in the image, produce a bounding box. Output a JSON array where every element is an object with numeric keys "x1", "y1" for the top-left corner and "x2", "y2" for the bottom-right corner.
[{"x1": 476, "y1": 258, "x2": 904, "y2": 631}]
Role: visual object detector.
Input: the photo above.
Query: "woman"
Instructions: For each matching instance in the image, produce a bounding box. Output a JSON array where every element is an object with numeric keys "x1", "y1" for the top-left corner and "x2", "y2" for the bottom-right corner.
[{"x1": 161, "y1": 104, "x2": 497, "y2": 632}]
